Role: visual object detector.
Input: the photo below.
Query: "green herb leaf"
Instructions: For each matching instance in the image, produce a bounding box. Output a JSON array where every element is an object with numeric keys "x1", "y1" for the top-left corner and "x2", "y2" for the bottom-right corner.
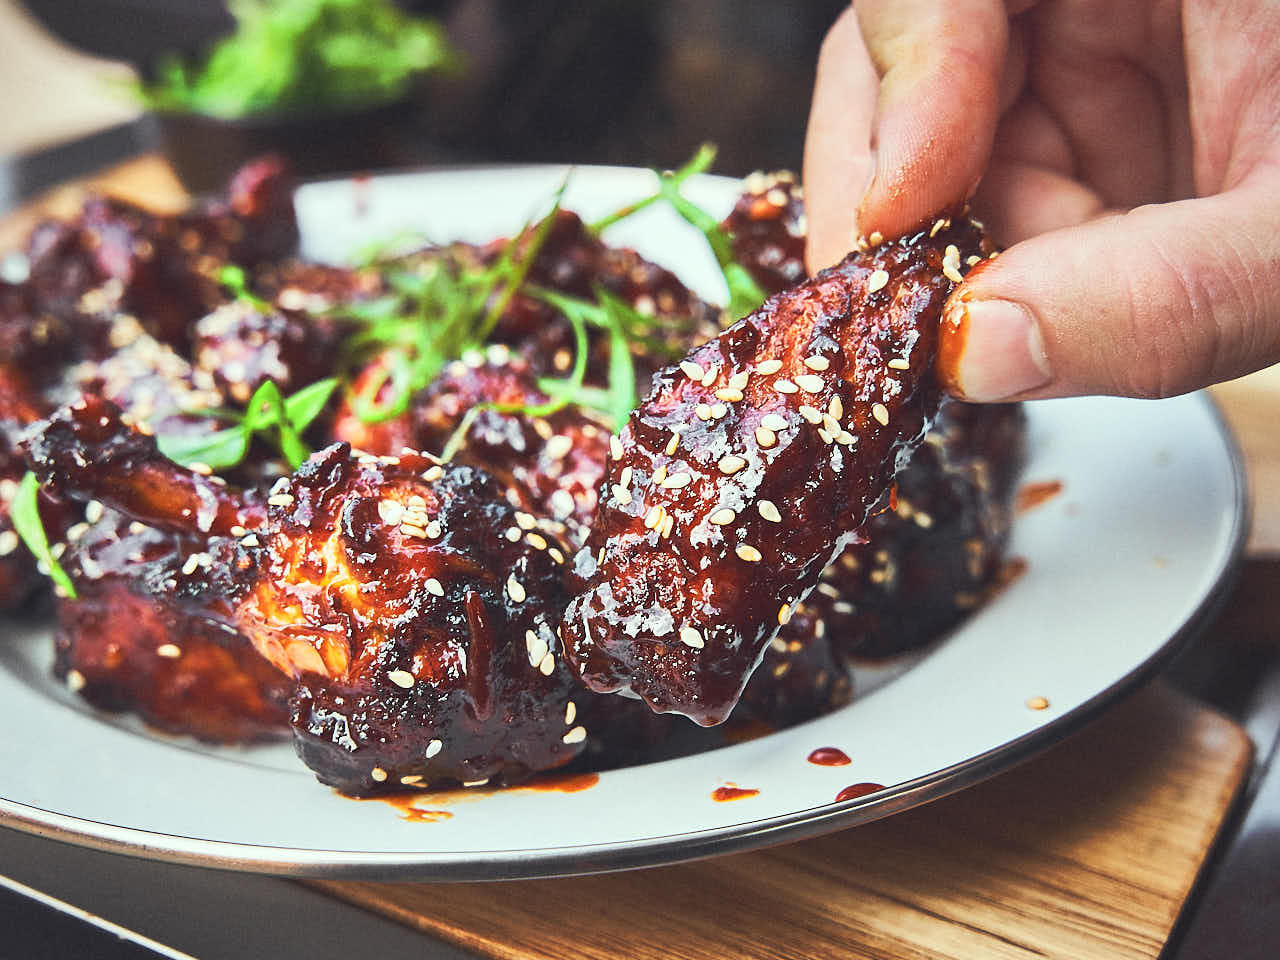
[
  {"x1": 596, "y1": 290, "x2": 640, "y2": 431},
  {"x1": 10, "y1": 472, "x2": 77, "y2": 598},
  {"x1": 283, "y1": 377, "x2": 339, "y2": 433},
  {"x1": 217, "y1": 264, "x2": 272, "y2": 312},
  {"x1": 589, "y1": 143, "x2": 717, "y2": 235},
  {"x1": 157, "y1": 425, "x2": 251, "y2": 470}
]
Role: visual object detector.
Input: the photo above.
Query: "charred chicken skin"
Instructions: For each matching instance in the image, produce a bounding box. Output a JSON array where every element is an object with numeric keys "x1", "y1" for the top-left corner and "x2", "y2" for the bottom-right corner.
[
  {"x1": 561, "y1": 216, "x2": 995, "y2": 724},
  {"x1": 24, "y1": 395, "x2": 586, "y2": 792}
]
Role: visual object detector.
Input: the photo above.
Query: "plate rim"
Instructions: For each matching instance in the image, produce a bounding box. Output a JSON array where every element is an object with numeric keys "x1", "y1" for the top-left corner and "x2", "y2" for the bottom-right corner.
[{"x1": 0, "y1": 389, "x2": 1247, "y2": 882}]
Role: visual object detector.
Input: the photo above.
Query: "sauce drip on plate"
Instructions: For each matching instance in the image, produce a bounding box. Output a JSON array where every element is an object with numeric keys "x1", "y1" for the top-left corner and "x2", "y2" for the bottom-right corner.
[
  {"x1": 712, "y1": 785, "x2": 760, "y2": 802},
  {"x1": 807, "y1": 747, "x2": 852, "y2": 766},
  {"x1": 835, "y1": 782, "x2": 885, "y2": 803}
]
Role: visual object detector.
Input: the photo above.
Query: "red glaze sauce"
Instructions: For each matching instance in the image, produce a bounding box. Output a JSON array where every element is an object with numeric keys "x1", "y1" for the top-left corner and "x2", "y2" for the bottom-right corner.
[
  {"x1": 1016, "y1": 480, "x2": 1063, "y2": 513},
  {"x1": 712, "y1": 785, "x2": 760, "y2": 802},
  {"x1": 516, "y1": 772, "x2": 600, "y2": 794},
  {"x1": 835, "y1": 782, "x2": 884, "y2": 803},
  {"x1": 807, "y1": 747, "x2": 851, "y2": 766}
]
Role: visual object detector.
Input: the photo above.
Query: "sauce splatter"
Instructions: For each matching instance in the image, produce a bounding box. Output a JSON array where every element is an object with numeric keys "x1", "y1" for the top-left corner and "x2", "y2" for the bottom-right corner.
[
  {"x1": 712, "y1": 785, "x2": 760, "y2": 802},
  {"x1": 1016, "y1": 480, "x2": 1063, "y2": 513},
  {"x1": 357, "y1": 794, "x2": 454, "y2": 823},
  {"x1": 835, "y1": 782, "x2": 884, "y2": 803},
  {"x1": 807, "y1": 747, "x2": 852, "y2": 766}
]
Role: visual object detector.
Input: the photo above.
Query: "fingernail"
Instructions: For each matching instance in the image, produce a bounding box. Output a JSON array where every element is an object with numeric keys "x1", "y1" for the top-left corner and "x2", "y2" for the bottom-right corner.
[{"x1": 945, "y1": 299, "x2": 1051, "y2": 401}]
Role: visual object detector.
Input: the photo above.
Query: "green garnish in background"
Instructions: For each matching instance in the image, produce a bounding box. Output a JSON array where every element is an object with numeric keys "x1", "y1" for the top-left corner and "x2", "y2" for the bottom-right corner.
[{"x1": 135, "y1": 0, "x2": 459, "y2": 118}]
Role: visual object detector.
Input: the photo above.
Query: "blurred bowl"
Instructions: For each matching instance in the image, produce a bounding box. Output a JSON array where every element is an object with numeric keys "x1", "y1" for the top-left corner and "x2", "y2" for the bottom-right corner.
[{"x1": 151, "y1": 97, "x2": 425, "y2": 195}]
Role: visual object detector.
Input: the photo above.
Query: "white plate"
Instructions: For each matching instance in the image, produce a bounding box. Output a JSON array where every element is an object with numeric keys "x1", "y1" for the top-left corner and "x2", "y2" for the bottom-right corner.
[{"x1": 0, "y1": 166, "x2": 1247, "y2": 880}]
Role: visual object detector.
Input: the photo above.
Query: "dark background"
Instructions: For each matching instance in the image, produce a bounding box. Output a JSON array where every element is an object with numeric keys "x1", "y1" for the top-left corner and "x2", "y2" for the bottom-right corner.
[{"x1": 18, "y1": 0, "x2": 847, "y2": 176}]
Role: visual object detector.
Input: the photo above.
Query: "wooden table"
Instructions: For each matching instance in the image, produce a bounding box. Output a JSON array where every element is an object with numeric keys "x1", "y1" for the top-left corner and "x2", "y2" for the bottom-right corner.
[{"x1": 5, "y1": 155, "x2": 1278, "y2": 960}]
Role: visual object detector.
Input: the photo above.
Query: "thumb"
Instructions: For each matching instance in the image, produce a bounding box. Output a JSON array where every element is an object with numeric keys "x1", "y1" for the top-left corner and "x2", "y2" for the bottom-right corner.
[{"x1": 938, "y1": 182, "x2": 1280, "y2": 401}]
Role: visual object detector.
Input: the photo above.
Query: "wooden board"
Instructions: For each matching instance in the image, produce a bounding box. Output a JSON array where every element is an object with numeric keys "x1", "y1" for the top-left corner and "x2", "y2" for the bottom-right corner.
[{"x1": 312, "y1": 683, "x2": 1250, "y2": 960}]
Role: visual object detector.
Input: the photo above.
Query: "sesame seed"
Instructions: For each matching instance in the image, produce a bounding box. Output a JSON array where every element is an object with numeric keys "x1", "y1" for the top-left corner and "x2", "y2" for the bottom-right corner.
[
  {"x1": 818, "y1": 583, "x2": 841, "y2": 598},
  {"x1": 425, "y1": 577, "x2": 445, "y2": 596},
  {"x1": 872, "y1": 403, "x2": 890, "y2": 426},
  {"x1": 736, "y1": 544, "x2": 763, "y2": 562},
  {"x1": 680, "y1": 360, "x2": 705, "y2": 381},
  {"x1": 803, "y1": 356, "x2": 830, "y2": 372},
  {"x1": 867, "y1": 269, "x2": 890, "y2": 293},
  {"x1": 400, "y1": 774, "x2": 424, "y2": 786},
  {"x1": 425, "y1": 739, "x2": 443, "y2": 758},
  {"x1": 714, "y1": 388, "x2": 744, "y2": 403},
  {"x1": 700, "y1": 366, "x2": 719, "y2": 387},
  {"x1": 756, "y1": 359, "x2": 783, "y2": 375},
  {"x1": 610, "y1": 435, "x2": 624, "y2": 459},
  {"x1": 545, "y1": 435, "x2": 573, "y2": 460},
  {"x1": 188, "y1": 461, "x2": 213, "y2": 476},
  {"x1": 1027, "y1": 696, "x2": 1050, "y2": 711},
  {"x1": 241, "y1": 534, "x2": 260, "y2": 547},
  {"x1": 267, "y1": 493, "x2": 295, "y2": 508},
  {"x1": 0, "y1": 530, "x2": 17, "y2": 556},
  {"x1": 85, "y1": 500, "x2": 104, "y2": 524},
  {"x1": 565, "y1": 701, "x2": 577, "y2": 724},
  {"x1": 526, "y1": 630, "x2": 548, "y2": 666},
  {"x1": 828, "y1": 396, "x2": 844, "y2": 421},
  {"x1": 755, "y1": 427, "x2": 777, "y2": 448},
  {"x1": 718, "y1": 455, "x2": 746, "y2": 475},
  {"x1": 388, "y1": 669, "x2": 415, "y2": 689},
  {"x1": 526, "y1": 532, "x2": 548, "y2": 550},
  {"x1": 644, "y1": 505, "x2": 664, "y2": 529},
  {"x1": 930, "y1": 217, "x2": 950, "y2": 237},
  {"x1": 778, "y1": 603, "x2": 793, "y2": 625},
  {"x1": 426, "y1": 520, "x2": 443, "y2": 539},
  {"x1": 868, "y1": 231, "x2": 884, "y2": 246},
  {"x1": 823, "y1": 413, "x2": 841, "y2": 434},
  {"x1": 679, "y1": 626, "x2": 704, "y2": 649},
  {"x1": 462, "y1": 778, "x2": 490, "y2": 787},
  {"x1": 774, "y1": 379, "x2": 799, "y2": 394},
  {"x1": 156, "y1": 643, "x2": 182, "y2": 659},
  {"x1": 665, "y1": 432, "x2": 681, "y2": 456},
  {"x1": 506, "y1": 576, "x2": 527, "y2": 603},
  {"x1": 709, "y1": 508, "x2": 737, "y2": 525},
  {"x1": 696, "y1": 404, "x2": 714, "y2": 421},
  {"x1": 943, "y1": 244, "x2": 964, "y2": 283},
  {"x1": 833, "y1": 601, "x2": 855, "y2": 614},
  {"x1": 915, "y1": 511, "x2": 934, "y2": 528},
  {"x1": 888, "y1": 357, "x2": 910, "y2": 370},
  {"x1": 379, "y1": 456, "x2": 401, "y2": 466},
  {"x1": 229, "y1": 525, "x2": 247, "y2": 537},
  {"x1": 795, "y1": 374, "x2": 824, "y2": 394},
  {"x1": 538, "y1": 651, "x2": 556, "y2": 676},
  {"x1": 66, "y1": 669, "x2": 86, "y2": 692},
  {"x1": 619, "y1": 466, "x2": 633, "y2": 489},
  {"x1": 729, "y1": 372, "x2": 751, "y2": 392},
  {"x1": 181, "y1": 555, "x2": 200, "y2": 575},
  {"x1": 549, "y1": 547, "x2": 565, "y2": 564},
  {"x1": 378, "y1": 500, "x2": 404, "y2": 525},
  {"x1": 563, "y1": 726, "x2": 587, "y2": 744},
  {"x1": 710, "y1": 403, "x2": 728, "y2": 419},
  {"x1": 422, "y1": 465, "x2": 444, "y2": 482},
  {"x1": 515, "y1": 511, "x2": 536, "y2": 530},
  {"x1": 612, "y1": 485, "x2": 633, "y2": 505},
  {"x1": 761, "y1": 413, "x2": 788, "y2": 432},
  {"x1": 662, "y1": 472, "x2": 692, "y2": 489},
  {"x1": 652, "y1": 465, "x2": 668, "y2": 486},
  {"x1": 66, "y1": 522, "x2": 89, "y2": 542},
  {"x1": 818, "y1": 427, "x2": 835, "y2": 445},
  {"x1": 758, "y1": 500, "x2": 782, "y2": 523},
  {"x1": 660, "y1": 513, "x2": 674, "y2": 539},
  {"x1": 799, "y1": 405, "x2": 823, "y2": 424},
  {"x1": 505, "y1": 527, "x2": 521, "y2": 542},
  {"x1": 371, "y1": 767, "x2": 388, "y2": 782}
]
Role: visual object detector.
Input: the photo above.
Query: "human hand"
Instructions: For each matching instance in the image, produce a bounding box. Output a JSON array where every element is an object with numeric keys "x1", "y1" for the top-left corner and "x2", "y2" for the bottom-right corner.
[{"x1": 803, "y1": 0, "x2": 1280, "y2": 401}]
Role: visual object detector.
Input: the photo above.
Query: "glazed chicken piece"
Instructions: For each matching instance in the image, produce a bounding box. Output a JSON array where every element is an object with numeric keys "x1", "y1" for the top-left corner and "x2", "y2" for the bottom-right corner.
[
  {"x1": 335, "y1": 350, "x2": 612, "y2": 544},
  {"x1": 23, "y1": 155, "x2": 298, "y2": 353},
  {"x1": 25, "y1": 395, "x2": 587, "y2": 792},
  {"x1": 797, "y1": 401, "x2": 1026, "y2": 660},
  {"x1": 562, "y1": 215, "x2": 995, "y2": 724},
  {"x1": 724, "y1": 181, "x2": 1027, "y2": 661},
  {"x1": 51, "y1": 509, "x2": 292, "y2": 742}
]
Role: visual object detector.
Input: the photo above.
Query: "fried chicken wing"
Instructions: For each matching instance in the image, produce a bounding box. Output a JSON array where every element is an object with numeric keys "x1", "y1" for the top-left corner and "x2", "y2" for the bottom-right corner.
[
  {"x1": 562, "y1": 216, "x2": 994, "y2": 724},
  {"x1": 52, "y1": 510, "x2": 291, "y2": 741},
  {"x1": 24, "y1": 397, "x2": 587, "y2": 790},
  {"x1": 723, "y1": 171, "x2": 807, "y2": 294}
]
